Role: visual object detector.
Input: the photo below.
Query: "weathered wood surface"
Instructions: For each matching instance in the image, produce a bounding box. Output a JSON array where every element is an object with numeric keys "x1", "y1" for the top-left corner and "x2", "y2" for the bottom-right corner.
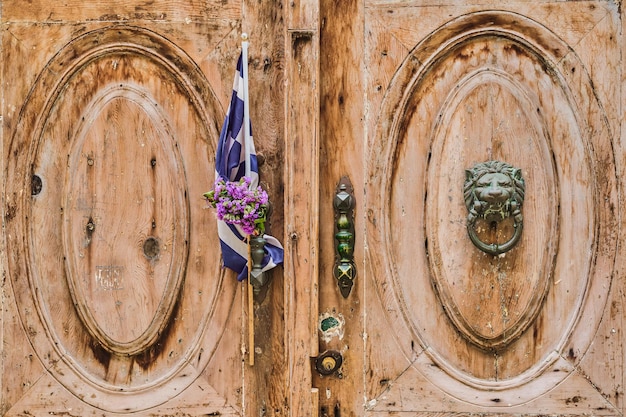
[
  {"x1": 314, "y1": 0, "x2": 365, "y2": 416},
  {"x1": 284, "y1": 0, "x2": 321, "y2": 416},
  {"x1": 242, "y1": 1, "x2": 288, "y2": 416},
  {"x1": 1, "y1": 1, "x2": 624, "y2": 416},
  {"x1": 0, "y1": 1, "x2": 277, "y2": 416},
  {"x1": 2, "y1": 0, "x2": 241, "y2": 21},
  {"x1": 360, "y1": 1, "x2": 623, "y2": 415}
]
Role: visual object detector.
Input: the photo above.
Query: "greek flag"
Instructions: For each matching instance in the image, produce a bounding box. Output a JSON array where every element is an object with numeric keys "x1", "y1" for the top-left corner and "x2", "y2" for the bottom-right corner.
[{"x1": 215, "y1": 52, "x2": 284, "y2": 281}]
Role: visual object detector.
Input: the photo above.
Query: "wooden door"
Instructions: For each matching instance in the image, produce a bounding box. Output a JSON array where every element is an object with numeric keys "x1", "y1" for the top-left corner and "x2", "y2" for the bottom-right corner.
[
  {"x1": 3, "y1": 1, "x2": 624, "y2": 417},
  {"x1": 298, "y1": 1, "x2": 625, "y2": 416},
  {"x1": 1, "y1": 2, "x2": 287, "y2": 416}
]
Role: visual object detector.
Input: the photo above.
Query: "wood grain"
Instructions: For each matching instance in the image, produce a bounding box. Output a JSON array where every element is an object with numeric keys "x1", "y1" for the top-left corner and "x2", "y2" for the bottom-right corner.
[
  {"x1": 2, "y1": 0, "x2": 241, "y2": 22},
  {"x1": 362, "y1": 3, "x2": 621, "y2": 415},
  {"x1": 2, "y1": 8, "x2": 245, "y2": 416},
  {"x1": 314, "y1": 0, "x2": 366, "y2": 416},
  {"x1": 241, "y1": 1, "x2": 288, "y2": 415},
  {"x1": 283, "y1": 0, "x2": 321, "y2": 415},
  {"x1": 1, "y1": 1, "x2": 623, "y2": 416}
]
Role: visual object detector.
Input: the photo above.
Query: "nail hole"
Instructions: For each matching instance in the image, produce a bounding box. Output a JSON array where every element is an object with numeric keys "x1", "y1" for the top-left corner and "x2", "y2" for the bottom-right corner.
[
  {"x1": 32, "y1": 175, "x2": 43, "y2": 195},
  {"x1": 86, "y1": 218, "x2": 95, "y2": 239},
  {"x1": 143, "y1": 237, "x2": 160, "y2": 260}
]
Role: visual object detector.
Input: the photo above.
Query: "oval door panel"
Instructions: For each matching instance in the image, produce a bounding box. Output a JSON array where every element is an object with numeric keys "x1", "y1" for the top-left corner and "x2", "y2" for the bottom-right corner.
[
  {"x1": 5, "y1": 26, "x2": 233, "y2": 411},
  {"x1": 369, "y1": 12, "x2": 617, "y2": 404},
  {"x1": 425, "y1": 68, "x2": 558, "y2": 351},
  {"x1": 63, "y1": 86, "x2": 188, "y2": 355}
]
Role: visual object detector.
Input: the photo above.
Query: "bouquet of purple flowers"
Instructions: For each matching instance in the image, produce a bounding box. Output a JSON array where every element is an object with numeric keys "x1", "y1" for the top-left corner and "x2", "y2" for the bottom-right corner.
[{"x1": 203, "y1": 176, "x2": 268, "y2": 236}]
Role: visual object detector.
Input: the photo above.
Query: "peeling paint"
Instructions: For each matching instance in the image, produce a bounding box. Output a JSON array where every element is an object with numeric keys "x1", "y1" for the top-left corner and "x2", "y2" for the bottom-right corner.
[{"x1": 318, "y1": 311, "x2": 345, "y2": 343}]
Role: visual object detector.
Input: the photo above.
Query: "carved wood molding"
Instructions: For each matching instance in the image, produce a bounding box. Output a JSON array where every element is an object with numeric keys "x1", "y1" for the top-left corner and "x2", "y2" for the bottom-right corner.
[
  {"x1": 367, "y1": 10, "x2": 617, "y2": 405},
  {"x1": 5, "y1": 25, "x2": 234, "y2": 412}
]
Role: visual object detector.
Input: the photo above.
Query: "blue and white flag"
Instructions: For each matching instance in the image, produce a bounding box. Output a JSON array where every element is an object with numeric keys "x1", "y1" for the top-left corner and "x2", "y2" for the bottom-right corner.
[{"x1": 215, "y1": 51, "x2": 284, "y2": 281}]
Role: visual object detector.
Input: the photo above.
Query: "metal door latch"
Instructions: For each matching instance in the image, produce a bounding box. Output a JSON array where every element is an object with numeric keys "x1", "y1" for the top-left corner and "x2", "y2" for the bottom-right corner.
[{"x1": 333, "y1": 177, "x2": 356, "y2": 298}]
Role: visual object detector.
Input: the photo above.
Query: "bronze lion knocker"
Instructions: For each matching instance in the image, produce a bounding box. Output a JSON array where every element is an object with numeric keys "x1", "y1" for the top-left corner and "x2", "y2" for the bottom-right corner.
[{"x1": 464, "y1": 161, "x2": 525, "y2": 255}]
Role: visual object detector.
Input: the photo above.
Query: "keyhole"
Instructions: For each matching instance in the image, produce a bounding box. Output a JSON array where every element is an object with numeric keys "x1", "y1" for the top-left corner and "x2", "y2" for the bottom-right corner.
[{"x1": 321, "y1": 356, "x2": 337, "y2": 372}]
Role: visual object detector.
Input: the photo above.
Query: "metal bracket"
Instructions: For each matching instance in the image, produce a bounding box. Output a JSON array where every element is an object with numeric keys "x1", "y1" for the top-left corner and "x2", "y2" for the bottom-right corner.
[{"x1": 249, "y1": 235, "x2": 268, "y2": 295}]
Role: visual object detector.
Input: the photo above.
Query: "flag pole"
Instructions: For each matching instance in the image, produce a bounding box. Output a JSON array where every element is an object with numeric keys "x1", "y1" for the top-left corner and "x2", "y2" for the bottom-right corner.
[
  {"x1": 241, "y1": 33, "x2": 255, "y2": 367},
  {"x1": 247, "y1": 236, "x2": 254, "y2": 366},
  {"x1": 241, "y1": 33, "x2": 253, "y2": 182}
]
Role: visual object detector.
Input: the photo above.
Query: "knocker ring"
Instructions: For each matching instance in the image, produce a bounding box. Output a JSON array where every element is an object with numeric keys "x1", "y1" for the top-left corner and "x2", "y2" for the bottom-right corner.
[{"x1": 464, "y1": 160, "x2": 525, "y2": 256}]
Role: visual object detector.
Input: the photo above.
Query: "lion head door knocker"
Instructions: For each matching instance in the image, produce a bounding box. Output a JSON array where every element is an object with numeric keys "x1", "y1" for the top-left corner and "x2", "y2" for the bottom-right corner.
[{"x1": 464, "y1": 161, "x2": 525, "y2": 256}]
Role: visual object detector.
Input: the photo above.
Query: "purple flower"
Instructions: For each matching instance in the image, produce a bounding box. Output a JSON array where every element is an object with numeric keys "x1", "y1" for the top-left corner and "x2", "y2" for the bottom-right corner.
[{"x1": 203, "y1": 176, "x2": 269, "y2": 235}]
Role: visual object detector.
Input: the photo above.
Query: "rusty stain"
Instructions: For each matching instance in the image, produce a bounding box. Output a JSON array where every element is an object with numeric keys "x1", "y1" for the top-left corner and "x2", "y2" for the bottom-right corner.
[
  {"x1": 567, "y1": 347, "x2": 577, "y2": 361},
  {"x1": 5, "y1": 203, "x2": 16, "y2": 221},
  {"x1": 135, "y1": 299, "x2": 181, "y2": 370},
  {"x1": 89, "y1": 339, "x2": 111, "y2": 369},
  {"x1": 565, "y1": 395, "x2": 584, "y2": 405}
]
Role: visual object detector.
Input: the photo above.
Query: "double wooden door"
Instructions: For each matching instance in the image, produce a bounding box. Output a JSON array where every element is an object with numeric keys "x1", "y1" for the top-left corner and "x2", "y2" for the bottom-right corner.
[{"x1": 1, "y1": 1, "x2": 623, "y2": 416}]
